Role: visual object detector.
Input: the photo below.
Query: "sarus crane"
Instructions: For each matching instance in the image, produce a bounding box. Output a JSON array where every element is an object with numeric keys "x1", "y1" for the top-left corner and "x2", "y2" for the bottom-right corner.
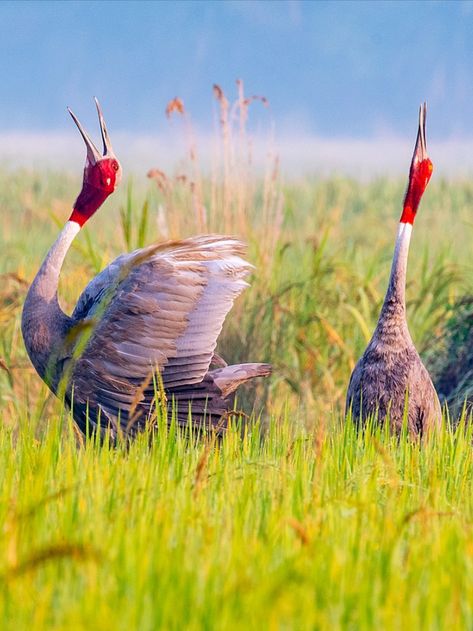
[
  {"x1": 22, "y1": 99, "x2": 271, "y2": 440},
  {"x1": 345, "y1": 103, "x2": 441, "y2": 434}
]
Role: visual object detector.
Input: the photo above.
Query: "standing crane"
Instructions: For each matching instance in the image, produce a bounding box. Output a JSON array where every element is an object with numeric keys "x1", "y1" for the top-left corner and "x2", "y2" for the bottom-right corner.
[
  {"x1": 22, "y1": 99, "x2": 271, "y2": 440},
  {"x1": 345, "y1": 104, "x2": 441, "y2": 434}
]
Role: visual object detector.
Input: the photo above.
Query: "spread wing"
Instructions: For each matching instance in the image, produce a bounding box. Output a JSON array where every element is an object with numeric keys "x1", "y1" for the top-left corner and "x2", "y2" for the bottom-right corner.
[
  {"x1": 65, "y1": 235, "x2": 252, "y2": 428},
  {"x1": 71, "y1": 252, "x2": 134, "y2": 322}
]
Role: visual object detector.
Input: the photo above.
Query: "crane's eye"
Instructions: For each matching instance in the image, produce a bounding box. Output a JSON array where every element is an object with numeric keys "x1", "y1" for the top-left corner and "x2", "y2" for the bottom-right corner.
[{"x1": 112, "y1": 161, "x2": 119, "y2": 171}]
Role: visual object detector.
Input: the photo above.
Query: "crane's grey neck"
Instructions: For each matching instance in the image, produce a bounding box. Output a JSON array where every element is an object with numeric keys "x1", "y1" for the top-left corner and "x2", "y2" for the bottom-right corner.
[
  {"x1": 375, "y1": 222, "x2": 412, "y2": 337},
  {"x1": 22, "y1": 221, "x2": 80, "y2": 385}
]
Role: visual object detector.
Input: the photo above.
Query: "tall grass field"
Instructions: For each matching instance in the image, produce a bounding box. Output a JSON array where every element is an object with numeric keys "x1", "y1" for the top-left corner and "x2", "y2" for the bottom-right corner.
[{"x1": 1, "y1": 92, "x2": 473, "y2": 628}]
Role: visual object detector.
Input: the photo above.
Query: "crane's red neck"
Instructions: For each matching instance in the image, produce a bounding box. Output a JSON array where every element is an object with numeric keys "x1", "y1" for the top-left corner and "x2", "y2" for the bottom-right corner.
[
  {"x1": 400, "y1": 158, "x2": 433, "y2": 224},
  {"x1": 69, "y1": 157, "x2": 121, "y2": 227}
]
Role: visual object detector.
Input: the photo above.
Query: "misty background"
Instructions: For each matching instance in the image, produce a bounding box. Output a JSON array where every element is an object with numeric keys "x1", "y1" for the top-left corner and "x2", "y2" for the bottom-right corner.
[{"x1": 1, "y1": 0, "x2": 472, "y2": 176}]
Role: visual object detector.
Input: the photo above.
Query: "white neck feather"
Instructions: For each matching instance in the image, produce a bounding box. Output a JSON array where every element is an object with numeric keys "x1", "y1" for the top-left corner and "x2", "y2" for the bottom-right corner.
[
  {"x1": 376, "y1": 221, "x2": 413, "y2": 328},
  {"x1": 30, "y1": 220, "x2": 81, "y2": 302},
  {"x1": 390, "y1": 222, "x2": 412, "y2": 290}
]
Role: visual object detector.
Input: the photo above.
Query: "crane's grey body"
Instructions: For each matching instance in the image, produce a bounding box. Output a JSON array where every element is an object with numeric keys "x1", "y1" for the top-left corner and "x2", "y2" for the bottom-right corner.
[
  {"x1": 345, "y1": 223, "x2": 441, "y2": 434},
  {"x1": 22, "y1": 224, "x2": 270, "y2": 439}
]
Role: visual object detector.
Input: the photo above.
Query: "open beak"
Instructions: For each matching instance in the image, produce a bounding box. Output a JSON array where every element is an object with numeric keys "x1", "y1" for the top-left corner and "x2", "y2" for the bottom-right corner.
[
  {"x1": 94, "y1": 97, "x2": 114, "y2": 157},
  {"x1": 67, "y1": 98, "x2": 114, "y2": 165},
  {"x1": 411, "y1": 102, "x2": 428, "y2": 167}
]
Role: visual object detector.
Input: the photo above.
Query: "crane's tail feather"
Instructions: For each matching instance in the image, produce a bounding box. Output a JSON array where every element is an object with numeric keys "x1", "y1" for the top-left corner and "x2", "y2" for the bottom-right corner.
[
  {"x1": 165, "y1": 363, "x2": 272, "y2": 432},
  {"x1": 209, "y1": 362, "x2": 272, "y2": 398}
]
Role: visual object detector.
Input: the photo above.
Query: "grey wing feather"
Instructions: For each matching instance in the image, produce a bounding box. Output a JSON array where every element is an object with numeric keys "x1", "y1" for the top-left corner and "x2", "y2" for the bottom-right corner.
[
  {"x1": 72, "y1": 252, "x2": 134, "y2": 321},
  {"x1": 166, "y1": 253, "x2": 251, "y2": 385},
  {"x1": 67, "y1": 236, "x2": 252, "y2": 427}
]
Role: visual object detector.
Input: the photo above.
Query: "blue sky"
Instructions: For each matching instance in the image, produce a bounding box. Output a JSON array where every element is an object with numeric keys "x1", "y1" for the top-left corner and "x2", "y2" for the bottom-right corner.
[{"x1": 1, "y1": 0, "x2": 472, "y2": 140}]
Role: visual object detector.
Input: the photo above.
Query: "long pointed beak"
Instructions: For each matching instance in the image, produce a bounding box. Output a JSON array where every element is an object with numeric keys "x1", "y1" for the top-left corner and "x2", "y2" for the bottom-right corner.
[
  {"x1": 94, "y1": 97, "x2": 114, "y2": 156},
  {"x1": 68, "y1": 98, "x2": 115, "y2": 164},
  {"x1": 411, "y1": 102, "x2": 428, "y2": 166},
  {"x1": 67, "y1": 106, "x2": 102, "y2": 165}
]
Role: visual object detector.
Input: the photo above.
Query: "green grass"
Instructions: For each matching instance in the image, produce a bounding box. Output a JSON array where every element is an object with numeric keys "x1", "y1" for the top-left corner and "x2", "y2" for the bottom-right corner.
[
  {"x1": 1, "y1": 415, "x2": 473, "y2": 629},
  {"x1": 2, "y1": 161, "x2": 473, "y2": 629}
]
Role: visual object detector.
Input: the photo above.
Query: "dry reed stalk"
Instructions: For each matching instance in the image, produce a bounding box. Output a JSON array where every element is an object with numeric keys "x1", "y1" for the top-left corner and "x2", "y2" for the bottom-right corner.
[
  {"x1": 147, "y1": 168, "x2": 176, "y2": 236},
  {"x1": 235, "y1": 79, "x2": 249, "y2": 235},
  {"x1": 213, "y1": 84, "x2": 232, "y2": 231},
  {"x1": 146, "y1": 80, "x2": 283, "y2": 281},
  {"x1": 169, "y1": 98, "x2": 206, "y2": 233}
]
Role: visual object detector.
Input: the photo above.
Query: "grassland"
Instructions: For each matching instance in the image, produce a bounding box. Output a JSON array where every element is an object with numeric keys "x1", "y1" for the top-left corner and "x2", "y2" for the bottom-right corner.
[{"x1": 1, "y1": 127, "x2": 473, "y2": 629}]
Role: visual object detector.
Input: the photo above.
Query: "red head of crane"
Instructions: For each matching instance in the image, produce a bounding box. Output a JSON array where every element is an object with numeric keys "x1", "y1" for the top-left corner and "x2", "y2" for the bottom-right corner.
[
  {"x1": 22, "y1": 100, "x2": 271, "y2": 441},
  {"x1": 400, "y1": 106, "x2": 433, "y2": 225},
  {"x1": 67, "y1": 99, "x2": 122, "y2": 226}
]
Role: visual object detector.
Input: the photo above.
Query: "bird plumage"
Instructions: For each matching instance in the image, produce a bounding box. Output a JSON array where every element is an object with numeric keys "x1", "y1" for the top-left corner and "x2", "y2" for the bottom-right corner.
[
  {"x1": 345, "y1": 104, "x2": 441, "y2": 434},
  {"x1": 21, "y1": 101, "x2": 271, "y2": 441},
  {"x1": 63, "y1": 235, "x2": 270, "y2": 437}
]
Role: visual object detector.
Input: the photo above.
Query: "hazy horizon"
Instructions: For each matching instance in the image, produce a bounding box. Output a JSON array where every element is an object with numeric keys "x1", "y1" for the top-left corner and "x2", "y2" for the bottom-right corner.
[
  {"x1": 1, "y1": 2, "x2": 473, "y2": 140},
  {"x1": 2, "y1": 1, "x2": 473, "y2": 178},
  {"x1": 1, "y1": 128, "x2": 473, "y2": 180}
]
